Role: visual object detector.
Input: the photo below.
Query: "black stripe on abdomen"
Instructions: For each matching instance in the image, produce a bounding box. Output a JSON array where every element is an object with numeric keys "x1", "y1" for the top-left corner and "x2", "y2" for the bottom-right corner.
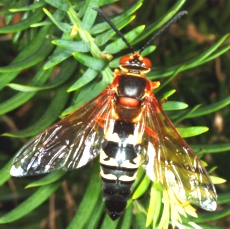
[
  {"x1": 100, "y1": 139, "x2": 141, "y2": 220},
  {"x1": 100, "y1": 163, "x2": 138, "y2": 220}
]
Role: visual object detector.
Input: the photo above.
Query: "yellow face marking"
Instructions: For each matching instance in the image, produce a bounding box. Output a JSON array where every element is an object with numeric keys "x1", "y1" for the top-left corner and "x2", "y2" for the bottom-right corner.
[
  {"x1": 100, "y1": 170, "x2": 117, "y2": 180},
  {"x1": 119, "y1": 173, "x2": 137, "y2": 182},
  {"x1": 100, "y1": 150, "x2": 119, "y2": 167},
  {"x1": 138, "y1": 56, "x2": 143, "y2": 61}
]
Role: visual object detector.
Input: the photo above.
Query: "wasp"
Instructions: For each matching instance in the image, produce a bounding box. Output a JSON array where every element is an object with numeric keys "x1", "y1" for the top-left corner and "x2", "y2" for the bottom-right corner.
[{"x1": 10, "y1": 8, "x2": 217, "y2": 220}]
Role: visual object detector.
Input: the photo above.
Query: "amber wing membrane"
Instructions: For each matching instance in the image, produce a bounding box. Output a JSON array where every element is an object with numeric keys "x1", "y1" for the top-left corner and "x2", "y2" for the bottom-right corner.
[
  {"x1": 142, "y1": 95, "x2": 217, "y2": 211},
  {"x1": 10, "y1": 88, "x2": 114, "y2": 176}
]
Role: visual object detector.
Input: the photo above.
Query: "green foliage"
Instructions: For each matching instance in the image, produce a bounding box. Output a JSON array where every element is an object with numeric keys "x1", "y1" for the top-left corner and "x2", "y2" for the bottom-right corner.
[{"x1": 0, "y1": 0, "x2": 230, "y2": 228}]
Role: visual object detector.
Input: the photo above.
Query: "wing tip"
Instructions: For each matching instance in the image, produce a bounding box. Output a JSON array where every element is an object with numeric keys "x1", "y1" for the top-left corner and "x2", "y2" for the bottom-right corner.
[
  {"x1": 198, "y1": 196, "x2": 217, "y2": 211},
  {"x1": 10, "y1": 165, "x2": 25, "y2": 177}
]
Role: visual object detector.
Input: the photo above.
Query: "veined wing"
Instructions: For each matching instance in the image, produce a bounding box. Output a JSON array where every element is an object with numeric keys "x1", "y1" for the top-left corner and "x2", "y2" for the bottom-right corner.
[
  {"x1": 10, "y1": 88, "x2": 114, "y2": 176},
  {"x1": 142, "y1": 95, "x2": 217, "y2": 211}
]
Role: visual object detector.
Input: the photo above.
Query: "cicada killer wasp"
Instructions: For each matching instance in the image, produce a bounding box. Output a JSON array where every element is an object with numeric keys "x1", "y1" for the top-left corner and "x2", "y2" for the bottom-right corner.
[{"x1": 10, "y1": 7, "x2": 217, "y2": 220}]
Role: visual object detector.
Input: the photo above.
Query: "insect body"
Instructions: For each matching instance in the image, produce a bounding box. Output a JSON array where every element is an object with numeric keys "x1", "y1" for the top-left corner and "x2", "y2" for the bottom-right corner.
[
  {"x1": 99, "y1": 53, "x2": 156, "y2": 219},
  {"x1": 10, "y1": 8, "x2": 217, "y2": 220}
]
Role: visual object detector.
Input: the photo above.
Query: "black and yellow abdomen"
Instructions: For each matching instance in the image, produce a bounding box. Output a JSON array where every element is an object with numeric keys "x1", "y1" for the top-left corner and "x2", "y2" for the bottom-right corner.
[{"x1": 100, "y1": 121, "x2": 142, "y2": 220}]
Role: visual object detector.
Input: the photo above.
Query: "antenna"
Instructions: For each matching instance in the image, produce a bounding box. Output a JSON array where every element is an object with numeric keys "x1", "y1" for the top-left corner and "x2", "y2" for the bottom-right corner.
[
  {"x1": 93, "y1": 7, "x2": 135, "y2": 53},
  {"x1": 93, "y1": 7, "x2": 187, "y2": 54},
  {"x1": 139, "y1": 11, "x2": 188, "y2": 54}
]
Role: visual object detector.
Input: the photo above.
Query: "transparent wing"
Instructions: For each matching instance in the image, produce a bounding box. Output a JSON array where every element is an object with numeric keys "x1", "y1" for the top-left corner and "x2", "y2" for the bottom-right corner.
[
  {"x1": 142, "y1": 95, "x2": 217, "y2": 211},
  {"x1": 11, "y1": 88, "x2": 114, "y2": 176}
]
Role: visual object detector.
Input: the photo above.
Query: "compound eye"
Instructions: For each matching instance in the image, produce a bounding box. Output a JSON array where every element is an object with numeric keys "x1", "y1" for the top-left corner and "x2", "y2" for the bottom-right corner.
[
  {"x1": 142, "y1": 57, "x2": 152, "y2": 68},
  {"x1": 119, "y1": 55, "x2": 130, "y2": 65}
]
